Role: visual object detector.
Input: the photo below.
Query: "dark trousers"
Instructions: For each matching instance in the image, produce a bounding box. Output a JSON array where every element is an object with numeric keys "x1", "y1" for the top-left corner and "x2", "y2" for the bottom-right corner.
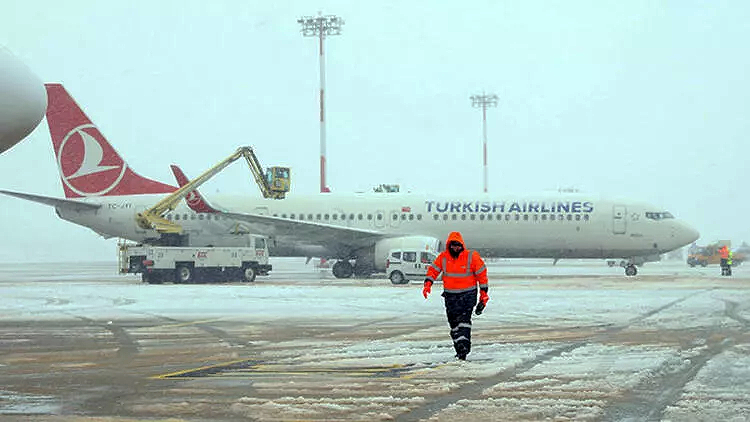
[
  {"x1": 443, "y1": 289, "x2": 478, "y2": 357},
  {"x1": 721, "y1": 258, "x2": 729, "y2": 275}
]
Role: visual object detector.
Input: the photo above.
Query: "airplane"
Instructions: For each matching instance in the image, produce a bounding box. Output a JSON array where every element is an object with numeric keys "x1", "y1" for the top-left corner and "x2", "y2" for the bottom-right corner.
[
  {"x1": 0, "y1": 46, "x2": 47, "y2": 154},
  {"x1": 0, "y1": 84, "x2": 700, "y2": 278}
]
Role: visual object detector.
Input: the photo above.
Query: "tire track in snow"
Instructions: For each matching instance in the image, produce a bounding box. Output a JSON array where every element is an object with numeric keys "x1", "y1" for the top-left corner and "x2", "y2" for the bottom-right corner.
[
  {"x1": 395, "y1": 288, "x2": 714, "y2": 422},
  {"x1": 601, "y1": 336, "x2": 735, "y2": 421},
  {"x1": 601, "y1": 295, "x2": 749, "y2": 421}
]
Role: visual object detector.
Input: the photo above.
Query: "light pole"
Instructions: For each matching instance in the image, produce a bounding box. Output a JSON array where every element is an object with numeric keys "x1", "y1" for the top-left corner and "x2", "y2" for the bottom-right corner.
[
  {"x1": 297, "y1": 12, "x2": 344, "y2": 193},
  {"x1": 470, "y1": 93, "x2": 498, "y2": 193}
]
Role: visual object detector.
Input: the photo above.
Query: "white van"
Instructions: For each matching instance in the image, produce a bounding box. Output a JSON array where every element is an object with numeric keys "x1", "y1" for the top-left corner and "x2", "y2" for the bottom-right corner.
[{"x1": 385, "y1": 249, "x2": 438, "y2": 285}]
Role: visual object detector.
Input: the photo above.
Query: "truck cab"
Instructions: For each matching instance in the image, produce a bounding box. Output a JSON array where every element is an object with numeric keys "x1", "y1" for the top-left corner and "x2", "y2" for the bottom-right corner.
[{"x1": 385, "y1": 249, "x2": 437, "y2": 285}]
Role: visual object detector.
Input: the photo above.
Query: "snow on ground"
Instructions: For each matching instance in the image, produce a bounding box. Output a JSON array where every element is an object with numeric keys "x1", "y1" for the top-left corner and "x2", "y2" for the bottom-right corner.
[{"x1": 1, "y1": 258, "x2": 750, "y2": 420}]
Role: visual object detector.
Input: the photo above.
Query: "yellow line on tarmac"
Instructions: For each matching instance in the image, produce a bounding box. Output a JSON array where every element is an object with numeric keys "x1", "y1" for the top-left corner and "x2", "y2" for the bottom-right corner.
[
  {"x1": 399, "y1": 363, "x2": 451, "y2": 379},
  {"x1": 152, "y1": 361, "x2": 410, "y2": 379},
  {"x1": 151, "y1": 358, "x2": 252, "y2": 379},
  {"x1": 238, "y1": 364, "x2": 403, "y2": 374}
]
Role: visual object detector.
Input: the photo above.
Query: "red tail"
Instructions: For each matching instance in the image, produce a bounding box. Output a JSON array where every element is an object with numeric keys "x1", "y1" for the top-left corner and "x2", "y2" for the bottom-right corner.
[
  {"x1": 169, "y1": 164, "x2": 220, "y2": 213},
  {"x1": 44, "y1": 84, "x2": 176, "y2": 198}
]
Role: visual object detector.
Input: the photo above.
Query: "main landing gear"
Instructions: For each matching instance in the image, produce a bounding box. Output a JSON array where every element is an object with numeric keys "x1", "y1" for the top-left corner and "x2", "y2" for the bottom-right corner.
[
  {"x1": 332, "y1": 260, "x2": 353, "y2": 278},
  {"x1": 331, "y1": 259, "x2": 374, "y2": 279}
]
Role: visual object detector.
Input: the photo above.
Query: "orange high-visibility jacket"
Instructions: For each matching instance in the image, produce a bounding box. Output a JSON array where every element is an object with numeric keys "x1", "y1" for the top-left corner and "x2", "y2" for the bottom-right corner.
[
  {"x1": 425, "y1": 231, "x2": 488, "y2": 293},
  {"x1": 719, "y1": 246, "x2": 729, "y2": 259}
]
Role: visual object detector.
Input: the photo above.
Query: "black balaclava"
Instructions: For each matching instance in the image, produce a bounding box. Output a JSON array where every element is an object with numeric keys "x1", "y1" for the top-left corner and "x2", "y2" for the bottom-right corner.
[{"x1": 448, "y1": 240, "x2": 464, "y2": 258}]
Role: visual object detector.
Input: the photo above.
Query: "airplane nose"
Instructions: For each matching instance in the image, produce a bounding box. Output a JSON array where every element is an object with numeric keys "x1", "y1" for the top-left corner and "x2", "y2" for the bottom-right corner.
[{"x1": 676, "y1": 221, "x2": 700, "y2": 247}]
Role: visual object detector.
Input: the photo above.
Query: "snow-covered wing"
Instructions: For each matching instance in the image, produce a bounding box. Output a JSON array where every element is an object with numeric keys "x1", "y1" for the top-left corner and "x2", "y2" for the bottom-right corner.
[{"x1": 221, "y1": 211, "x2": 385, "y2": 249}]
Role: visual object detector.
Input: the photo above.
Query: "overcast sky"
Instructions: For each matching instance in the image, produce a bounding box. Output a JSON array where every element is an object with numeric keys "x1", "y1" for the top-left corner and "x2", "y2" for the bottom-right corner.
[{"x1": 1, "y1": 1, "x2": 748, "y2": 262}]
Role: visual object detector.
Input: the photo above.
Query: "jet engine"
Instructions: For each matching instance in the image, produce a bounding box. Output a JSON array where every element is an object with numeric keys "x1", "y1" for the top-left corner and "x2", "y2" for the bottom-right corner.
[{"x1": 0, "y1": 47, "x2": 47, "y2": 154}]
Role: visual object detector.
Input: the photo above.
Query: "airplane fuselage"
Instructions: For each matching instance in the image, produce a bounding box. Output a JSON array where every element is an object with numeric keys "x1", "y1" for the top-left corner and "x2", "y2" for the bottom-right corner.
[{"x1": 58, "y1": 192, "x2": 699, "y2": 263}]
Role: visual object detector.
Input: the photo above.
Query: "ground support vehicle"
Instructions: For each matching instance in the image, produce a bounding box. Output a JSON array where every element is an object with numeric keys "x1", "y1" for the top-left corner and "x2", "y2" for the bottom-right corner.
[
  {"x1": 687, "y1": 241, "x2": 745, "y2": 268},
  {"x1": 385, "y1": 248, "x2": 438, "y2": 285},
  {"x1": 119, "y1": 242, "x2": 271, "y2": 284}
]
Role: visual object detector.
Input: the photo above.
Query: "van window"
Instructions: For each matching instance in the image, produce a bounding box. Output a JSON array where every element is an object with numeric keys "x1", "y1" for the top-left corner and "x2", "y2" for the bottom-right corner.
[
  {"x1": 391, "y1": 251, "x2": 401, "y2": 260},
  {"x1": 403, "y1": 251, "x2": 417, "y2": 262},
  {"x1": 420, "y1": 252, "x2": 432, "y2": 264},
  {"x1": 255, "y1": 237, "x2": 266, "y2": 249}
]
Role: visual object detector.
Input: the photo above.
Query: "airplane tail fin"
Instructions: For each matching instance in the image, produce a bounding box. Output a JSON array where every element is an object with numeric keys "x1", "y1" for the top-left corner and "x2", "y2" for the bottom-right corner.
[
  {"x1": 44, "y1": 83, "x2": 176, "y2": 198},
  {"x1": 169, "y1": 164, "x2": 220, "y2": 213}
]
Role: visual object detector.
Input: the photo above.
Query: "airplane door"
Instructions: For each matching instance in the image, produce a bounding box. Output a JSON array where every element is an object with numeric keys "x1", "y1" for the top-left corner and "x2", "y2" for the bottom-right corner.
[{"x1": 613, "y1": 205, "x2": 627, "y2": 234}]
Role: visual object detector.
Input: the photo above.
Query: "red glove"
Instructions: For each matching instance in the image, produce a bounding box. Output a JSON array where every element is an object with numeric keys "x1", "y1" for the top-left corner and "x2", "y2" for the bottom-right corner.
[
  {"x1": 422, "y1": 280, "x2": 433, "y2": 299},
  {"x1": 476, "y1": 290, "x2": 489, "y2": 315}
]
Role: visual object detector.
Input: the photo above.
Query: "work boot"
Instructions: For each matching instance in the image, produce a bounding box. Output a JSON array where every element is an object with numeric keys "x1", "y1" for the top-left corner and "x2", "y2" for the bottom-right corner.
[{"x1": 455, "y1": 344, "x2": 469, "y2": 361}]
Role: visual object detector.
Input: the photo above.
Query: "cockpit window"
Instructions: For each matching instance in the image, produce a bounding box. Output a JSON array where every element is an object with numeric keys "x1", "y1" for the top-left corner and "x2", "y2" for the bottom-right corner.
[{"x1": 645, "y1": 211, "x2": 675, "y2": 220}]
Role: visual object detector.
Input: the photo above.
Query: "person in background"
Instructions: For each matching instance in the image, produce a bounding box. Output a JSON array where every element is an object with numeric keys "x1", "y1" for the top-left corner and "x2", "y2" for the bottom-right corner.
[
  {"x1": 726, "y1": 250, "x2": 733, "y2": 276},
  {"x1": 422, "y1": 231, "x2": 489, "y2": 361},
  {"x1": 719, "y1": 245, "x2": 730, "y2": 276}
]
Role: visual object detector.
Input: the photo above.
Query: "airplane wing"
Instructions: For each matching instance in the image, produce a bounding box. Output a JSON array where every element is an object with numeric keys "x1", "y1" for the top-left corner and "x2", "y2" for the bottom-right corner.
[
  {"x1": 221, "y1": 211, "x2": 386, "y2": 250},
  {"x1": 0, "y1": 189, "x2": 101, "y2": 211}
]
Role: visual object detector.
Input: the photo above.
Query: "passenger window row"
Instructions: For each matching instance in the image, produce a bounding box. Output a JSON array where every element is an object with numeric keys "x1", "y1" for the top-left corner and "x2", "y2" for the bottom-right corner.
[
  {"x1": 167, "y1": 213, "x2": 223, "y2": 221},
  {"x1": 168, "y1": 211, "x2": 589, "y2": 223},
  {"x1": 272, "y1": 213, "x2": 425, "y2": 221},
  {"x1": 431, "y1": 213, "x2": 590, "y2": 222}
]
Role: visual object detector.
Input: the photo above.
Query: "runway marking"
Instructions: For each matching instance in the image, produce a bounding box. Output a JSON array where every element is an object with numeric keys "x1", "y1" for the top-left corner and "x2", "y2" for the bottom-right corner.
[
  {"x1": 151, "y1": 358, "x2": 258, "y2": 379},
  {"x1": 153, "y1": 360, "x2": 416, "y2": 379}
]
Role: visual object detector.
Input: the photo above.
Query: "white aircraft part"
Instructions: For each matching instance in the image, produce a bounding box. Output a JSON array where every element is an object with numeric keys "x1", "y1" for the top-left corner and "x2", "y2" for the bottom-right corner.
[{"x1": 0, "y1": 47, "x2": 46, "y2": 154}]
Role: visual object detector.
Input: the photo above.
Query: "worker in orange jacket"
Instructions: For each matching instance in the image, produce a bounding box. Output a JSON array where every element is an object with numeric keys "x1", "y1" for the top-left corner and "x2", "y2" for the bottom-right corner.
[
  {"x1": 719, "y1": 245, "x2": 730, "y2": 276},
  {"x1": 423, "y1": 231, "x2": 489, "y2": 360}
]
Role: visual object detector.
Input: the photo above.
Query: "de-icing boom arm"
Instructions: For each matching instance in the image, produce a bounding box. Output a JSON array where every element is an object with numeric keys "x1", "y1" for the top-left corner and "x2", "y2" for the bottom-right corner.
[{"x1": 135, "y1": 146, "x2": 289, "y2": 233}]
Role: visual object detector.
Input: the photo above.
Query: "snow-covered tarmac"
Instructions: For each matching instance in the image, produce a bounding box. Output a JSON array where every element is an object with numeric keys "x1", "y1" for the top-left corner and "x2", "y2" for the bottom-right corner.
[{"x1": 1, "y1": 258, "x2": 749, "y2": 421}]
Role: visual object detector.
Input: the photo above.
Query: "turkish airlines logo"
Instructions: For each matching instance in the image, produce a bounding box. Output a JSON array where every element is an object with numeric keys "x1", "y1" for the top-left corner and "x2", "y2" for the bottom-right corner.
[
  {"x1": 58, "y1": 124, "x2": 127, "y2": 196},
  {"x1": 186, "y1": 191, "x2": 201, "y2": 206}
]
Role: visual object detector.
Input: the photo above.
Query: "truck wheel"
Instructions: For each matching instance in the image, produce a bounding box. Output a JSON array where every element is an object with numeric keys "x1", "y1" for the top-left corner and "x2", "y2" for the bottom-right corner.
[
  {"x1": 389, "y1": 271, "x2": 407, "y2": 285},
  {"x1": 175, "y1": 265, "x2": 194, "y2": 283},
  {"x1": 242, "y1": 266, "x2": 257, "y2": 283}
]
